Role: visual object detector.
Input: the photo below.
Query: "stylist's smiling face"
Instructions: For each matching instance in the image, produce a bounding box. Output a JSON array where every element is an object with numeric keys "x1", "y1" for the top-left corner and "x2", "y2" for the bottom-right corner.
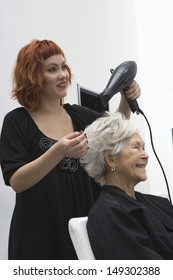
[{"x1": 43, "y1": 55, "x2": 70, "y2": 100}]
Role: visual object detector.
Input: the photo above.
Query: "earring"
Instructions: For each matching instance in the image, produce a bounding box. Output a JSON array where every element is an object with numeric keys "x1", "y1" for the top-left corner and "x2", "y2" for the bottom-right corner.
[{"x1": 111, "y1": 167, "x2": 116, "y2": 172}]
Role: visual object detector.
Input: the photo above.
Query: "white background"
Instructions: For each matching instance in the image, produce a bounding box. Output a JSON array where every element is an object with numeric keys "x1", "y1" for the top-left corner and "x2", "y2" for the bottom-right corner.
[{"x1": 0, "y1": 0, "x2": 173, "y2": 261}]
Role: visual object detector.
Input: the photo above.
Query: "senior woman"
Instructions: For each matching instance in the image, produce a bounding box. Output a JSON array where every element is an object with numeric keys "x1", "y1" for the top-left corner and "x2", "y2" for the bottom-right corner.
[{"x1": 81, "y1": 112, "x2": 173, "y2": 260}]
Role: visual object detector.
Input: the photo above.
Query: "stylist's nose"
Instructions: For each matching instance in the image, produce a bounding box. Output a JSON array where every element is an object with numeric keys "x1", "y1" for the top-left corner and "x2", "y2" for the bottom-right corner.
[{"x1": 58, "y1": 69, "x2": 66, "y2": 79}]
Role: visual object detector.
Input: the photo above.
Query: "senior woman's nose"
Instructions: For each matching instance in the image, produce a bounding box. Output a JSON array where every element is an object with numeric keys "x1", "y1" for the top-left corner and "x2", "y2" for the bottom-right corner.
[{"x1": 141, "y1": 151, "x2": 149, "y2": 159}]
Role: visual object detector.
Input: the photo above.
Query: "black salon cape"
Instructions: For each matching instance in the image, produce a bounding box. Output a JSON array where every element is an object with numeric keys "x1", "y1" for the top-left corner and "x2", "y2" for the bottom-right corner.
[
  {"x1": 87, "y1": 185, "x2": 173, "y2": 259},
  {"x1": 0, "y1": 104, "x2": 102, "y2": 260}
]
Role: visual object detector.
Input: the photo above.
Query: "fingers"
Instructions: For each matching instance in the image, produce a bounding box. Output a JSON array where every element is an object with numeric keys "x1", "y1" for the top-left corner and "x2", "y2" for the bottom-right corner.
[
  {"x1": 59, "y1": 131, "x2": 88, "y2": 158},
  {"x1": 67, "y1": 131, "x2": 83, "y2": 140},
  {"x1": 123, "y1": 80, "x2": 141, "y2": 100},
  {"x1": 72, "y1": 133, "x2": 89, "y2": 158}
]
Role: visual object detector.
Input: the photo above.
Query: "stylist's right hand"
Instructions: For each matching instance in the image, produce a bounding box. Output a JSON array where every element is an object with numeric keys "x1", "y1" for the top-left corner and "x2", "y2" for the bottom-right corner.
[{"x1": 57, "y1": 131, "x2": 88, "y2": 158}]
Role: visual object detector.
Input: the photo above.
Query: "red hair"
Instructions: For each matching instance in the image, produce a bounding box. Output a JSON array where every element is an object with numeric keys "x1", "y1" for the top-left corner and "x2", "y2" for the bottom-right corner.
[{"x1": 12, "y1": 39, "x2": 72, "y2": 111}]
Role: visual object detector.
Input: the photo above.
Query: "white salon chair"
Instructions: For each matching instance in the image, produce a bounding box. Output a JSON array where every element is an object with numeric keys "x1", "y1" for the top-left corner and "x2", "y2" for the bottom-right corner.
[{"x1": 68, "y1": 216, "x2": 95, "y2": 260}]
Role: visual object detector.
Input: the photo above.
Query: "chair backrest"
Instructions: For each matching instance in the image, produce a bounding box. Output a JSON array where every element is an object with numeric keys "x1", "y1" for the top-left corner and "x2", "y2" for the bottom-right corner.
[{"x1": 68, "y1": 216, "x2": 95, "y2": 260}]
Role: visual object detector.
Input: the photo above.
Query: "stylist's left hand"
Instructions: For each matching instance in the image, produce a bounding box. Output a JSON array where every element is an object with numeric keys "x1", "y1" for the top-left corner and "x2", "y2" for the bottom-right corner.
[{"x1": 122, "y1": 80, "x2": 141, "y2": 100}]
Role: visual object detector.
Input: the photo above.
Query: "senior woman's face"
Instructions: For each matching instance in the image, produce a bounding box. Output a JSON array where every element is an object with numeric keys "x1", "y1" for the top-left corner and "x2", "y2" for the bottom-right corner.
[{"x1": 115, "y1": 134, "x2": 149, "y2": 186}]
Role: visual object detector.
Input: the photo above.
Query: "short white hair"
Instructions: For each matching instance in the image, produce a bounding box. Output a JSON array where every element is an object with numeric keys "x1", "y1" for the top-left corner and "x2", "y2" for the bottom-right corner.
[{"x1": 80, "y1": 112, "x2": 139, "y2": 186}]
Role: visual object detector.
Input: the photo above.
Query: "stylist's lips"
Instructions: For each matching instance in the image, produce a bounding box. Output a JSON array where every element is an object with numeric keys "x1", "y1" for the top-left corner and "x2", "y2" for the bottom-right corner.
[{"x1": 57, "y1": 82, "x2": 67, "y2": 89}]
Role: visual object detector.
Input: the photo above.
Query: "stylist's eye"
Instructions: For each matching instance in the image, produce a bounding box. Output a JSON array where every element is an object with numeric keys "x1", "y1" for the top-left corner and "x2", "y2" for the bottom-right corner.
[
  {"x1": 48, "y1": 67, "x2": 57, "y2": 72},
  {"x1": 62, "y1": 64, "x2": 67, "y2": 70}
]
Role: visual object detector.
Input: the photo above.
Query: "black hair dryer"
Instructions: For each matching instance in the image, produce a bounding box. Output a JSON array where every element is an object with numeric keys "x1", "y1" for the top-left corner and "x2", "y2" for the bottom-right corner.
[
  {"x1": 103, "y1": 60, "x2": 140, "y2": 113},
  {"x1": 85, "y1": 61, "x2": 141, "y2": 113}
]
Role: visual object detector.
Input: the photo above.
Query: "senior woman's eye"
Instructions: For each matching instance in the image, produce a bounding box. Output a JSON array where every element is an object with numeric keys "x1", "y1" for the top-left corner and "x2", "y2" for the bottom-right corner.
[{"x1": 132, "y1": 145, "x2": 138, "y2": 149}]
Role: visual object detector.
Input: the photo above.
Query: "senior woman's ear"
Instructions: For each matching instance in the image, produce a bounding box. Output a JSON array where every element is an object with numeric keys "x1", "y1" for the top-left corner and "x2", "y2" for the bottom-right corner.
[{"x1": 104, "y1": 152, "x2": 116, "y2": 170}]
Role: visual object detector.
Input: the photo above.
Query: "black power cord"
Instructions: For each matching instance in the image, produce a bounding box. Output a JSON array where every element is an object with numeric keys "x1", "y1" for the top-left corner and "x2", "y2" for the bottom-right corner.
[
  {"x1": 136, "y1": 108, "x2": 172, "y2": 205},
  {"x1": 109, "y1": 67, "x2": 172, "y2": 203}
]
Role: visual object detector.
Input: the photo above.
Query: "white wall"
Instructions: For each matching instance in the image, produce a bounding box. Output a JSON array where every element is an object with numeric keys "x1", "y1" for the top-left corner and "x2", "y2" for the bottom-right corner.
[
  {"x1": 0, "y1": 0, "x2": 21, "y2": 261},
  {"x1": 135, "y1": 0, "x2": 173, "y2": 199},
  {"x1": 0, "y1": 0, "x2": 173, "y2": 260}
]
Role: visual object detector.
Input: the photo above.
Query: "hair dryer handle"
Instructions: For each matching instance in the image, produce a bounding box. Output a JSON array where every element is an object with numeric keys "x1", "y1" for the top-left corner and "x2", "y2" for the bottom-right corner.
[
  {"x1": 123, "y1": 85, "x2": 141, "y2": 114},
  {"x1": 127, "y1": 99, "x2": 140, "y2": 114}
]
